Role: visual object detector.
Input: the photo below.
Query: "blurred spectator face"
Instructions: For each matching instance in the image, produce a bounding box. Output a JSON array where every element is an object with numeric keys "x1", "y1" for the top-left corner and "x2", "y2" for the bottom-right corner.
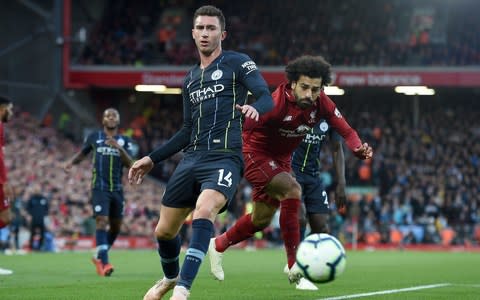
[
  {"x1": 102, "y1": 108, "x2": 120, "y2": 130},
  {"x1": 0, "y1": 103, "x2": 13, "y2": 123},
  {"x1": 192, "y1": 16, "x2": 226, "y2": 56},
  {"x1": 291, "y1": 75, "x2": 322, "y2": 109}
]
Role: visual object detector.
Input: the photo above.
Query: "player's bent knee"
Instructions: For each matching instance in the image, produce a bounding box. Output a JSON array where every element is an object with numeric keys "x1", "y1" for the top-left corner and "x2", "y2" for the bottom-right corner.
[
  {"x1": 283, "y1": 181, "x2": 301, "y2": 200},
  {"x1": 154, "y1": 229, "x2": 177, "y2": 240},
  {"x1": 251, "y1": 215, "x2": 274, "y2": 229}
]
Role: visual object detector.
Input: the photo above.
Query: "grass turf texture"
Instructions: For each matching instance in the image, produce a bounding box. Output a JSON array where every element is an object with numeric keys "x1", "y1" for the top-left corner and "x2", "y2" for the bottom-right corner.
[{"x1": 0, "y1": 249, "x2": 479, "y2": 299}]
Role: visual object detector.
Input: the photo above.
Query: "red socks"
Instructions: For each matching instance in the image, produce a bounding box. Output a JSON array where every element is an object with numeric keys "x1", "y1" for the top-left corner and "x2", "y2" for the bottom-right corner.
[
  {"x1": 215, "y1": 213, "x2": 260, "y2": 253},
  {"x1": 214, "y1": 199, "x2": 300, "y2": 270},
  {"x1": 280, "y1": 198, "x2": 301, "y2": 268}
]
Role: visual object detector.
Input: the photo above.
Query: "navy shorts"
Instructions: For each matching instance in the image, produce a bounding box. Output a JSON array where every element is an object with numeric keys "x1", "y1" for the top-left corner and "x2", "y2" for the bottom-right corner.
[
  {"x1": 295, "y1": 172, "x2": 329, "y2": 214},
  {"x1": 162, "y1": 151, "x2": 243, "y2": 213},
  {"x1": 91, "y1": 189, "x2": 125, "y2": 218}
]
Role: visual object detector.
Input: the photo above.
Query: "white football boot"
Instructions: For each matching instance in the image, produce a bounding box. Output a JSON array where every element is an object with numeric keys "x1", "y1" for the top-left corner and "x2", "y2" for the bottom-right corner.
[
  {"x1": 208, "y1": 238, "x2": 225, "y2": 281},
  {"x1": 169, "y1": 286, "x2": 190, "y2": 300},
  {"x1": 287, "y1": 262, "x2": 304, "y2": 284},
  {"x1": 284, "y1": 263, "x2": 318, "y2": 290},
  {"x1": 296, "y1": 277, "x2": 318, "y2": 290},
  {"x1": 143, "y1": 276, "x2": 178, "y2": 300}
]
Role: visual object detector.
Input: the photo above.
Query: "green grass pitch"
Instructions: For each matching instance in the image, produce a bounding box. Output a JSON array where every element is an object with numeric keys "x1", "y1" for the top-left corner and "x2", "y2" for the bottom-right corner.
[{"x1": 0, "y1": 249, "x2": 479, "y2": 299}]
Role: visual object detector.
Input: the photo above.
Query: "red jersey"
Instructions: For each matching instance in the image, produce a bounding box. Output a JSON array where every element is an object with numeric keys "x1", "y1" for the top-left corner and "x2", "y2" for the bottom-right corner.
[
  {"x1": 0, "y1": 122, "x2": 6, "y2": 184},
  {"x1": 242, "y1": 82, "x2": 362, "y2": 163}
]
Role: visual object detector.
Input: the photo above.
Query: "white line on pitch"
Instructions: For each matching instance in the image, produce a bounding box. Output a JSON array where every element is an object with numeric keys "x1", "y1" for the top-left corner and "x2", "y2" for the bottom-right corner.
[
  {"x1": 318, "y1": 283, "x2": 452, "y2": 300},
  {"x1": 453, "y1": 284, "x2": 480, "y2": 288}
]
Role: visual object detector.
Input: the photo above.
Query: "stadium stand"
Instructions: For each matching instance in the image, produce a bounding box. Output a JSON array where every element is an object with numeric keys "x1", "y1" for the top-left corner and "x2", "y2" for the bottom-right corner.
[{"x1": 77, "y1": 0, "x2": 480, "y2": 66}]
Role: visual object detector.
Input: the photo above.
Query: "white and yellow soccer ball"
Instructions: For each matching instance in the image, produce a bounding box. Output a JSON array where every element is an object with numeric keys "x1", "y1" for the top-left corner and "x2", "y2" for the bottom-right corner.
[{"x1": 296, "y1": 233, "x2": 347, "y2": 283}]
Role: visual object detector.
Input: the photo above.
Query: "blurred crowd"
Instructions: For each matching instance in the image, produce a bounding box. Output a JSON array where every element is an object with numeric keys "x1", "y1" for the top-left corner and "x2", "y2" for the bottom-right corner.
[
  {"x1": 1, "y1": 93, "x2": 479, "y2": 252},
  {"x1": 3, "y1": 111, "x2": 165, "y2": 252},
  {"x1": 335, "y1": 96, "x2": 480, "y2": 246},
  {"x1": 77, "y1": 0, "x2": 480, "y2": 66}
]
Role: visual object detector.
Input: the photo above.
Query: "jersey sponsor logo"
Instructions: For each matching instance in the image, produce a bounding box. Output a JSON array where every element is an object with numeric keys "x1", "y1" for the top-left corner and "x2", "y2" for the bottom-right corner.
[
  {"x1": 189, "y1": 84, "x2": 225, "y2": 105},
  {"x1": 96, "y1": 146, "x2": 121, "y2": 156},
  {"x1": 303, "y1": 132, "x2": 326, "y2": 144},
  {"x1": 96, "y1": 139, "x2": 104, "y2": 144},
  {"x1": 283, "y1": 115, "x2": 293, "y2": 121},
  {"x1": 241, "y1": 60, "x2": 258, "y2": 75},
  {"x1": 278, "y1": 124, "x2": 312, "y2": 137},
  {"x1": 211, "y1": 70, "x2": 223, "y2": 80}
]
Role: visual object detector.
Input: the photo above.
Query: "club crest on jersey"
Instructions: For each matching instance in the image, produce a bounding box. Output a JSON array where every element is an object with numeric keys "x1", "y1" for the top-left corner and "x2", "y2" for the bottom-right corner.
[
  {"x1": 319, "y1": 121, "x2": 329, "y2": 132},
  {"x1": 211, "y1": 70, "x2": 223, "y2": 80},
  {"x1": 117, "y1": 138, "x2": 125, "y2": 147}
]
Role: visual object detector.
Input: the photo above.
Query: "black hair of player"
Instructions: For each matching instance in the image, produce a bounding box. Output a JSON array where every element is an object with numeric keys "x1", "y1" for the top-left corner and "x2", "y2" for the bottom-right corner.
[{"x1": 285, "y1": 55, "x2": 332, "y2": 87}]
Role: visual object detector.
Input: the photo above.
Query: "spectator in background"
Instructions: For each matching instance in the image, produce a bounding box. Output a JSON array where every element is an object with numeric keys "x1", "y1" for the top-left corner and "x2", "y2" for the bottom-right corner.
[
  {"x1": 0, "y1": 96, "x2": 14, "y2": 275},
  {"x1": 63, "y1": 108, "x2": 135, "y2": 277},
  {"x1": 26, "y1": 183, "x2": 49, "y2": 251}
]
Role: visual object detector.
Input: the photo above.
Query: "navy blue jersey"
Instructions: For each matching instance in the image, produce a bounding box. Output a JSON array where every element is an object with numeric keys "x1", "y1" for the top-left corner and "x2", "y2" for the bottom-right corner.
[
  {"x1": 81, "y1": 131, "x2": 134, "y2": 191},
  {"x1": 149, "y1": 50, "x2": 272, "y2": 163},
  {"x1": 184, "y1": 50, "x2": 270, "y2": 152},
  {"x1": 291, "y1": 120, "x2": 340, "y2": 176}
]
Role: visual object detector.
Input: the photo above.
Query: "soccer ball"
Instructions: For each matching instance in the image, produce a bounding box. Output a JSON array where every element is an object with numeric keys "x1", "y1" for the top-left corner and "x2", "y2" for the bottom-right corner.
[{"x1": 295, "y1": 233, "x2": 346, "y2": 283}]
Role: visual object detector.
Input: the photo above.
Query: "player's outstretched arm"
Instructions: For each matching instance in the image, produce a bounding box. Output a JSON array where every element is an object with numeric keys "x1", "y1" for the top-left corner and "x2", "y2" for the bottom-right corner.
[
  {"x1": 128, "y1": 156, "x2": 154, "y2": 185},
  {"x1": 63, "y1": 152, "x2": 86, "y2": 172},
  {"x1": 331, "y1": 140, "x2": 347, "y2": 209},
  {"x1": 235, "y1": 104, "x2": 259, "y2": 121},
  {"x1": 353, "y1": 142, "x2": 373, "y2": 160}
]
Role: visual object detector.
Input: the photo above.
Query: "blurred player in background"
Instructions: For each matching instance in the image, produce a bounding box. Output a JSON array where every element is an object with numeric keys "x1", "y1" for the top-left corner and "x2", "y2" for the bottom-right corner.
[
  {"x1": 63, "y1": 108, "x2": 134, "y2": 277},
  {"x1": 0, "y1": 96, "x2": 14, "y2": 275},
  {"x1": 208, "y1": 55, "x2": 372, "y2": 287},
  {"x1": 283, "y1": 120, "x2": 346, "y2": 290},
  {"x1": 128, "y1": 5, "x2": 273, "y2": 300}
]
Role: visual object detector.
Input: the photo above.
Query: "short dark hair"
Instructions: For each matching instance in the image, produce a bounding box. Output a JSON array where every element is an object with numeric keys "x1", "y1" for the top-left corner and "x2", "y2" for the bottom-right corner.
[
  {"x1": 193, "y1": 5, "x2": 226, "y2": 31},
  {"x1": 0, "y1": 95, "x2": 12, "y2": 105},
  {"x1": 285, "y1": 55, "x2": 332, "y2": 87}
]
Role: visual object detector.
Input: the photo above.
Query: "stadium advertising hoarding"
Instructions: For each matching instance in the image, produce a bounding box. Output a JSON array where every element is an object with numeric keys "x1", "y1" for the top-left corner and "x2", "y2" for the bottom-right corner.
[{"x1": 66, "y1": 67, "x2": 480, "y2": 89}]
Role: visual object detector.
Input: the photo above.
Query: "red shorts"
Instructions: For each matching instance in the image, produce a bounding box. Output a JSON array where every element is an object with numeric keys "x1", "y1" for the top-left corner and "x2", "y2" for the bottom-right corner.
[
  {"x1": 0, "y1": 184, "x2": 9, "y2": 211},
  {"x1": 243, "y1": 152, "x2": 291, "y2": 208}
]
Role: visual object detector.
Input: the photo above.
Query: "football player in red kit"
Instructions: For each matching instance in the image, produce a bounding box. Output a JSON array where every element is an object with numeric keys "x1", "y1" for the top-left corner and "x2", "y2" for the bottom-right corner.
[
  {"x1": 0, "y1": 96, "x2": 14, "y2": 276},
  {"x1": 208, "y1": 55, "x2": 372, "y2": 286}
]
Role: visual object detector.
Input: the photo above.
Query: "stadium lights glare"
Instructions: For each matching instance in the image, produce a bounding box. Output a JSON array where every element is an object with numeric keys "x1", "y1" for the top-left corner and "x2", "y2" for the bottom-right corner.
[
  {"x1": 324, "y1": 86, "x2": 345, "y2": 96},
  {"x1": 134, "y1": 84, "x2": 182, "y2": 94},
  {"x1": 394, "y1": 86, "x2": 435, "y2": 95},
  {"x1": 135, "y1": 84, "x2": 166, "y2": 92},
  {"x1": 154, "y1": 88, "x2": 182, "y2": 95}
]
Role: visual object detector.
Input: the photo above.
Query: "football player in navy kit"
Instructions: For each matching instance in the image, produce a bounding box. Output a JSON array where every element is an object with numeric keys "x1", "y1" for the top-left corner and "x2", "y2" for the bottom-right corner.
[
  {"x1": 128, "y1": 5, "x2": 273, "y2": 300},
  {"x1": 292, "y1": 120, "x2": 347, "y2": 236},
  {"x1": 63, "y1": 108, "x2": 134, "y2": 277}
]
